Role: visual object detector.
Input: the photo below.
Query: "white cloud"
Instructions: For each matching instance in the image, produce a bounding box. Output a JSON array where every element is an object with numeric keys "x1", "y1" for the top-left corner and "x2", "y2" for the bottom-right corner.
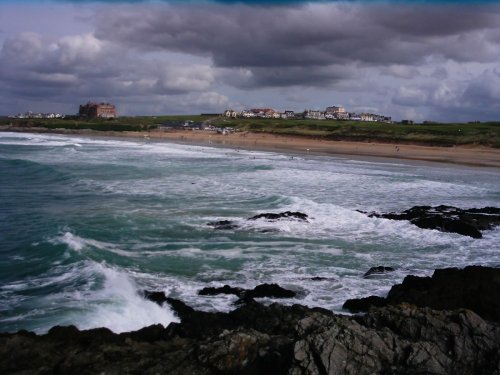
[
  {"x1": 194, "y1": 91, "x2": 229, "y2": 108},
  {"x1": 156, "y1": 65, "x2": 215, "y2": 94}
]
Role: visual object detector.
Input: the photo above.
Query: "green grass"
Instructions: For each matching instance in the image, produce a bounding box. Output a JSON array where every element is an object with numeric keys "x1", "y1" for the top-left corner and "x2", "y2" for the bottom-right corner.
[
  {"x1": 214, "y1": 118, "x2": 500, "y2": 147},
  {"x1": 2, "y1": 116, "x2": 499, "y2": 147},
  {"x1": 0, "y1": 115, "x2": 211, "y2": 132}
]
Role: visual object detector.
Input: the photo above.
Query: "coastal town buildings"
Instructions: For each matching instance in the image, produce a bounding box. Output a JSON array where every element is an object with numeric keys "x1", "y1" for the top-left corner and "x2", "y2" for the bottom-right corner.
[
  {"x1": 79, "y1": 102, "x2": 117, "y2": 119},
  {"x1": 8, "y1": 111, "x2": 64, "y2": 119},
  {"x1": 224, "y1": 105, "x2": 392, "y2": 123}
]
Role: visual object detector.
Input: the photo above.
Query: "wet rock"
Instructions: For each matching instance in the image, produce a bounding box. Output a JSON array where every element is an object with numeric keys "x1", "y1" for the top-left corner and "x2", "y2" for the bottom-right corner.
[
  {"x1": 363, "y1": 205, "x2": 500, "y2": 238},
  {"x1": 197, "y1": 283, "x2": 297, "y2": 304},
  {"x1": 3, "y1": 296, "x2": 499, "y2": 374},
  {"x1": 198, "y1": 284, "x2": 244, "y2": 296},
  {"x1": 363, "y1": 266, "x2": 395, "y2": 278},
  {"x1": 386, "y1": 265, "x2": 500, "y2": 322},
  {"x1": 343, "y1": 265, "x2": 500, "y2": 322},
  {"x1": 142, "y1": 290, "x2": 169, "y2": 305},
  {"x1": 248, "y1": 211, "x2": 308, "y2": 222},
  {"x1": 290, "y1": 304, "x2": 500, "y2": 375},
  {"x1": 342, "y1": 296, "x2": 387, "y2": 313},
  {"x1": 207, "y1": 211, "x2": 309, "y2": 231},
  {"x1": 308, "y1": 276, "x2": 336, "y2": 281},
  {"x1": 247, "y1": 283, "x2": 297, "y2": 299},
  {"x1": 4, "y1": 267, "x2": 500, "y2": 374},
  {"x1": 206, "y1": 220, "x2": 239, "y2": 230}
]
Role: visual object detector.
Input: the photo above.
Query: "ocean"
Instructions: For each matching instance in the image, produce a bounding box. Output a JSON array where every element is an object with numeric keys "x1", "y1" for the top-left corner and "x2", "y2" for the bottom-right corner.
[{"x1": 0, "y1": 131, "x2": 498, "y2": 334}]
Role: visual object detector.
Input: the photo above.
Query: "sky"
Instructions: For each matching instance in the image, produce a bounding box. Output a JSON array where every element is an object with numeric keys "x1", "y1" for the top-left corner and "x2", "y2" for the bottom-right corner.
[{"x1": 1, "y1": 1, "x2": 500, "y2": 121}]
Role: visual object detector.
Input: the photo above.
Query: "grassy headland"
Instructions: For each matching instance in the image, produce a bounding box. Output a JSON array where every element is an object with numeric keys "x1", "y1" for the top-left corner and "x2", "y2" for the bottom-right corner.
[{"x1": 1, "y1": 115, "x2": 499, "y2": 148}]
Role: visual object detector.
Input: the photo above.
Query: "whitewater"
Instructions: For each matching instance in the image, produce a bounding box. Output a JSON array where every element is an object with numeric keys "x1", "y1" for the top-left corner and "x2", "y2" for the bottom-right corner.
[{"x1": 0, "y1": 131, "x2": 498, "y2": 334}]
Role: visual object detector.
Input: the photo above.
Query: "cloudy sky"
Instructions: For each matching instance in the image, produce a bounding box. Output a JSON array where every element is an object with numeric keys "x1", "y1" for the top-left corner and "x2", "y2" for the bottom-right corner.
[{"x1": 1, "y1": 0, "x2": 500, "y2": 121}]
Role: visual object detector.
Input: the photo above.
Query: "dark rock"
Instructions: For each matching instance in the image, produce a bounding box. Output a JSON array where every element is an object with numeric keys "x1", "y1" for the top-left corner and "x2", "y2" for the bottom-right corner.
[
  {"x1": 197, "y1": 283, "x2": 296, "y2": 303},
  {"x1": 207, "y1": 211, "x2": 309, "y2": 231},
  {"x1": 342, "y1": 296, "x2": 387, "y2": 312},
  {"x1": 142, "y1": 290, "x2": 168, "y2": 305},
  {"x1": 247, "y1": 283, "x2": 297, "y2": 299},
  {"x1": 2, "y1": 295, "x2": 500, "y2": 374},
  {"x1": 248, "y1": 211, "x2": 308, "y2": 222},
  {"x1": 198, "y1": 284, "x2": 244, "y2": 296},
  {"x1": 343, "y1": 265, "x2": 500, "y2": 323},
  {"x1": 386, "y1": 265, "x2": 500, "y2": 322},
  {"x1": 309, "y1": 276, "x2": 333, "y2": 281},
  {"x1": 363, "y1": 266, "x2": 395, "y2": 278},
  {"x1": 364, "y1": 205, "x2": 500, "y2": 238},
  {"x1": 291, "y1": 304, "x2": 500, "y2": 375},
  {"x1": 206, "y1": 220, "x2": 239, "y2": 230},
  {"x1": 3, "y1": 267, "x2": 500, "y2": 374}
]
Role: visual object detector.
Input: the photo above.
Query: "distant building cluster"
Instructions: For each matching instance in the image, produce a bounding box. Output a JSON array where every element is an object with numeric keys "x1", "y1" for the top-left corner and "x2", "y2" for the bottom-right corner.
[
  {"x1": 223, "y1": 105, "x2": 392, "y2": 123},
  {"x1": 79, "y1": 102, "x2": 117, "y2": 119},
  {"x1": 8, "y1": 111, "x2": 64, "y2": 119}
]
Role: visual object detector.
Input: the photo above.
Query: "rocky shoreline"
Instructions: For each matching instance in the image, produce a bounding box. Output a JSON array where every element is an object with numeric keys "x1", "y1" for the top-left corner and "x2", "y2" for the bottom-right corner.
[{"x1": 1, "y1": 266, "x2": 500, "y2": 374}]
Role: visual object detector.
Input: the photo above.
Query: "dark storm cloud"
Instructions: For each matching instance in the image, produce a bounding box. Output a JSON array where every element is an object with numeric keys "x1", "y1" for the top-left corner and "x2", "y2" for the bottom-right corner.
[
  {"x1": 94, "y1": 3, "x2": 500, "y2": 79},
  {"x1": 0, "y1": 30, "x2": 222, "y2": 114},
  {"x1": 3, "y1": 1, "x2": 500, "y2": 120}
]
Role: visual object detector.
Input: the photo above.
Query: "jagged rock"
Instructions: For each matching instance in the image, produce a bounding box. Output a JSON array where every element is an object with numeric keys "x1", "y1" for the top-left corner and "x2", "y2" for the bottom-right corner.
[
  {"x1": 3, "y1": 299, "x2": 499, "y2": 374},
  {"x1": 363, "y1": 266, "x2": 395, "y2": 278},
  {"x1": 290, "y1": 304, "x2": 500, "y2": 375},
  {"x1": 207, "y1": 211, "x2": 309, "y2": 231},
  {"x1": 342, "y1": 296, "x2": 387, "y2": 313},
  {"x1": 309, "y1": 276, "x2": 335, "y2": 281},
  {"x1": 197, "y1": 283, "x2": 297, "y2": 303},
  {"x1": 3, "y1": 267, "x2": 500, "y2": 374},
  {"x1": 343, "y1": 266, "x2": 500, "y2": 323},
  {"x1": 248, "y1": 211, "x2": 308, "y2": 222},
  {"x1": 198, "y1": 284, "x2": 244, "y2": 296},
  {"x1": 386, "y1": 266, "x2": 500, "y2": 322},
  {"x1": 206, "y1": 220, "x2": 239, "y2": 230},
  {"x1": 362, "y1": 205, "x2": 500, "y2": 238},
  {"x1": 247, "y1": 283, "x2": 297, "y2": 299}
]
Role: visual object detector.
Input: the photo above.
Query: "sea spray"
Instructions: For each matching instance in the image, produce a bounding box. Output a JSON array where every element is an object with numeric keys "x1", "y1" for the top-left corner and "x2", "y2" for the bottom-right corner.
[{"x1": 77, "y1": 264, "x2": 179, "y2": 333}]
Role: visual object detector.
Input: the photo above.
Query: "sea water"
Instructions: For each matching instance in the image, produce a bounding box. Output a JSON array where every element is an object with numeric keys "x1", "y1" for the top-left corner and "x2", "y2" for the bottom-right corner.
[{"x1": 0, "y1": 131, "x2": 498, "y2": 333}]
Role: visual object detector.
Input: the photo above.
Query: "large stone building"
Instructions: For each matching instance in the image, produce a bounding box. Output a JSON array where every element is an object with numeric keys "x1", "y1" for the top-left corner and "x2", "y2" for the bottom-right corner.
[{"x1": 79, "y1": 102, "x2": 117, "y2": 118}]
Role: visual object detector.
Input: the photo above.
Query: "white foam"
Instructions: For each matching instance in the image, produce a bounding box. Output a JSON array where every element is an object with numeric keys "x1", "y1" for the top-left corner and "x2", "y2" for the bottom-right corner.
[
  {"x1": 51, "y1": 232, "x2": 138, "y2": 258},
  {"x1": 77, "y1": 264, "x2": 179, "y2": 333}
]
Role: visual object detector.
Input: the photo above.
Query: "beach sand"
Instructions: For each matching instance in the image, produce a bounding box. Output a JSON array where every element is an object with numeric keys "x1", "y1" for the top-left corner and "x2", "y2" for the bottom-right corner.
[
  {"x1": 104, "y1": 129, "x2": 500, "y2": 168},
  {"x1": 3, "y1": 126, "x2": 500, "y2": 168}
]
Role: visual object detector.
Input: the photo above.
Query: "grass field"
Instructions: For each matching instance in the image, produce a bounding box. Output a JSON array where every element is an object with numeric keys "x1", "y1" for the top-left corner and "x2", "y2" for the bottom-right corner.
[
  {"x1": 212, "y1": 118, "x2": 500, "y2": 147},
  {"x1": 2, "y1": 116, "x2": 499, "y2": 147}
]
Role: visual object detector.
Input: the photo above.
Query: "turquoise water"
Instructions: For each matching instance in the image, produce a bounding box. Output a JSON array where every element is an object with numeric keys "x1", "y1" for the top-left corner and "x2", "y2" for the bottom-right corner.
[{"x1": 0, "y1": 131, "x2": 499, "y2": 333}]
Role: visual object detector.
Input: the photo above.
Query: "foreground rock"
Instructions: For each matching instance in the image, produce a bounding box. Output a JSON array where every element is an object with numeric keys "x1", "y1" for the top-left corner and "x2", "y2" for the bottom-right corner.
[
  {"x1": 344, "y1": 265, "x2": 500, "y2": 322},
  {"x1": 2, "y1": 266, "x2": 500, "y2": 374},
  {"x1": 361, "y1": 205, "x2": 500, "y2": 238},
  {"x1": 2, "y1": 301, "x2": 499, "y2": 374}
]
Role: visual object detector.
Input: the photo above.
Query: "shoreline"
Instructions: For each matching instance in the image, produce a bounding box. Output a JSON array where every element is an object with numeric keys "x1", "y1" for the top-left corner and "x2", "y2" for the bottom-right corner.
[{"x1": 2, "y1": 126, "x2": 500, "y2": 168}]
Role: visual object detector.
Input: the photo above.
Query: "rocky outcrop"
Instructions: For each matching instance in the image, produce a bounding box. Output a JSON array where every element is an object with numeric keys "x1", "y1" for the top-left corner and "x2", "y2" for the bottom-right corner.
[
  {"x1": 363, "y1": 266, "x2": 395, "y2": 278},
  {"x1": 343, "y1": 265, "x2": 500, "y2": 322},
  {"x1": 361, "y1": 205, "x2": 500, "y2": 238},
  {"x1": 2, "y1": 301, "x2": 499, "y2": 374},
  {"x1": 2, "y1": 267, "x2": 500, "y2": 374},
  {"x1": 198, "y1": 283, "x2": 297, "y2": 304},
  {"x1": 207, "y1": 211, "x2": 309, "y2": 230},
  {"x1": 206, "y1": 219, "x2": 239, "y2": 230},
  {"x1": 248, "y1": 211, "x2": 308, "y2": 222}
]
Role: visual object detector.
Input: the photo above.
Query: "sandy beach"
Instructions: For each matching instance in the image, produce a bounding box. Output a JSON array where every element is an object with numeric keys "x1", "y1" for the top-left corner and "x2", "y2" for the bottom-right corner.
[{"x1": 2, "y1": 126, "x2": 500, "y2": 168}]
